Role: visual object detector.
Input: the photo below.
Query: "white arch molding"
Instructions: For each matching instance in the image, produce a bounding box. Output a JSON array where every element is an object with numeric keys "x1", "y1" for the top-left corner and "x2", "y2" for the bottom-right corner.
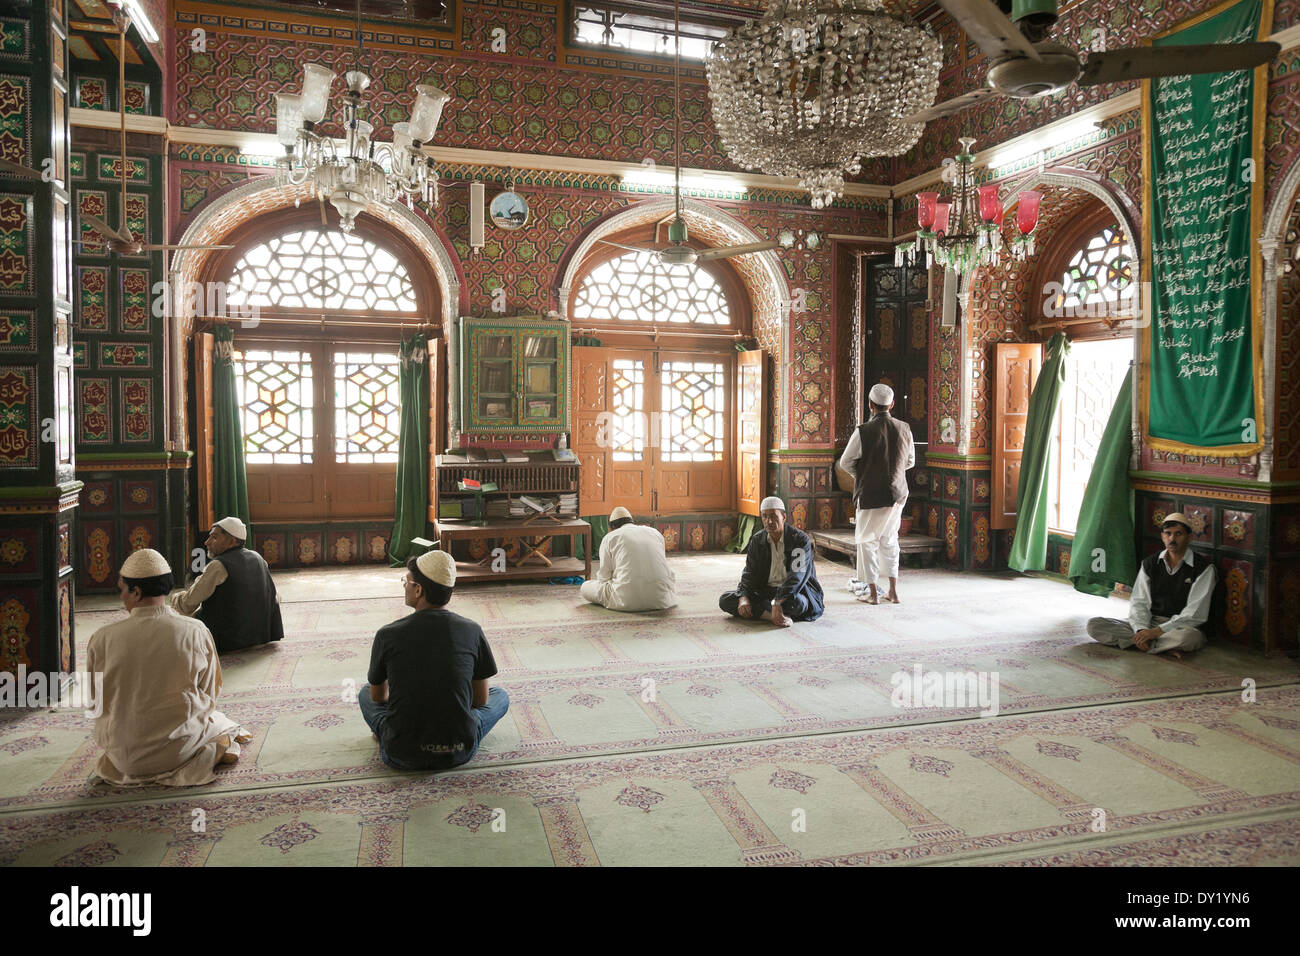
[
  {"x1": 1256, "y1": 156, "x2": 1300, "y2": 483},
  {"x1": 556, "y1": 198, "x2": 793, "y2": 445},
  {"x1": 166, "y1": 178, "x2": 460, "y2": 447}
]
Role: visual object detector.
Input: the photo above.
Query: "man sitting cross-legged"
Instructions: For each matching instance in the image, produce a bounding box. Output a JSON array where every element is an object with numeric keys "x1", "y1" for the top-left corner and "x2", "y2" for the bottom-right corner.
[
  {"x1": 87, "y1": 548, "x2": 251, "y2": 786},
  {"x1": 1085, "y1": 512, "x2": 1215, "y2": 660},
  {"x1": 719, "y1": 496, "x2": 825, "y2": 627},
  {"x1": 357, "y1": 550, "x2": 509, "y2": 771}
]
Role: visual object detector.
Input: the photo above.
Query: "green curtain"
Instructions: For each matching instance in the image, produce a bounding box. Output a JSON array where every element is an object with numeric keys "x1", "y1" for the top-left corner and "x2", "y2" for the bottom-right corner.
[
  {"x1": 725, "y1": 513, "x2": 762, "y2": 553},
  {"x1": 1008, "y1": 332, "x2": 1070, "y2": 572},
  {"x1": 1068, "y1": 367, "x2": 1136, "y2": 596},
  {"x1": 576, "y1": 515, "x2": 610, "y2": 560},
  {"x1": 388, "y1": 336, "x2": 430, "y2": 566},
  {"x1": 212, "y1": 324, "x2": 250, "y2": 531}
]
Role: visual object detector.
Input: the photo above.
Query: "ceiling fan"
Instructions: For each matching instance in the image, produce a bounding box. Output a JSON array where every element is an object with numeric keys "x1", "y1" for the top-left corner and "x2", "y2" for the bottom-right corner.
[
  {"x1": 48, "y1": 6, "x2": 230, "y2": 255},
  {"x1": 597, "y1": 0, "x2": 775, "y2": 268},
  {"x1": 904, "y1": 0, "x2": 1281, "y2": 124}
]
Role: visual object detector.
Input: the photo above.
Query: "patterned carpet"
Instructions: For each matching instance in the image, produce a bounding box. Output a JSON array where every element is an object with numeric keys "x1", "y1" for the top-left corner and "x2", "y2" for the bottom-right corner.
[{"x1": 3, "y1": 555, "x2": 1298, "y2": 866}]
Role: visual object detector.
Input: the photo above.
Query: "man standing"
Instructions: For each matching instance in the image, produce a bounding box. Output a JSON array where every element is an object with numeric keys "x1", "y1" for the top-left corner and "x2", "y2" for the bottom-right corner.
[
  {"x1": 358, "y1": 550, "x2": 509, "y2": 771},
  {"x1": 719, "y1": 496, "x2": 824, "y2": 626},
  {"x1": 87, "y1": 549, "x2": 250, "y2": 786},
  {"x1": 1085, "y1": 513, "x2": 1215, "y2": 659},
  {"x1": 170, "y1": 516, "x2": 284, "y2": 654},
  {"x1": 580, "y1": 506, "x2": 677, "y2": 612},
  {"x1": 838, "y1": 382, "x2": 915, "y2": 605}
]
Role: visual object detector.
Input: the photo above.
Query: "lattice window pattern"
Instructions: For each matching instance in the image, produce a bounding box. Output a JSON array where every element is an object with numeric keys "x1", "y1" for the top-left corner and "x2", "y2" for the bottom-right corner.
[
  {"x1": 661, "y1": 360, "x2": 724, "y2": 462},
  {"x1": 1058, "y1": 225, "x2": 1135, "y2": 313},
  {"x1": 609, "y1": 358, "x2": 646, "y2": 461},
  {"x1": 226, "y1": 229, "x2": 418, "y2": 313},
  {"x1": 234, "y1": 349, "x2": 314, "y2": 464},
  {"x1": 335, "y1": 352, "x2": 401, "y2": 463},
  {"x1": 573, "y1": 249, "x2": 729, "y2": 325}
]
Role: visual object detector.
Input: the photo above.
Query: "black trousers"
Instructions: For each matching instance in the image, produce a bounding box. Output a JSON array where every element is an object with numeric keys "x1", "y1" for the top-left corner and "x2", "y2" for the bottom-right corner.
[{"x1": 719, "y1": 587, "x2": 813, "y2": 621}]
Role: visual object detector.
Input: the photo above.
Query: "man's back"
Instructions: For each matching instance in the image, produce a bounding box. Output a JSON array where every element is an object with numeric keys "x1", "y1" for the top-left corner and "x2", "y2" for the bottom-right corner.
[
  {"x1": 603, "y1": 524, "x2": 677, "y2": 611},
  {"x1": 197, "y1": 546, "x2": 284, "y2": 652},
  {"x1": 367, "y1": 608, "x2": 497, "y2": 767},
  {"x1": 88, "y1": 607, "x2": 225, "y2": 778},
  {"x1": 854, "y1": 414, "x2": 913, "y2": 510}
]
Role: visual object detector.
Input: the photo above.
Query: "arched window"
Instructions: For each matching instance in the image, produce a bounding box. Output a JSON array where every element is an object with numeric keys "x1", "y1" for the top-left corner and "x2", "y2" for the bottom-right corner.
[
  {"x1": 226, "y1": 229, "x2": 418, "y2": 313},
  {"x1": 1051, "y1": 223, "x2": 1135, "y2": 317},
  {"x1": 571, "y1": 249, "x2": 730, "y2": 325}
]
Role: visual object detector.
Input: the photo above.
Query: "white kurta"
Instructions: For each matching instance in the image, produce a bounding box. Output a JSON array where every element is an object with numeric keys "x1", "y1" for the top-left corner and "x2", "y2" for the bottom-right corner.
[
  {"x1": 86, "y1": 605, "x2": 243, "y2": 787},
  {"x1": 580, "y1": 524, "x2": 677, "y2": 611}
]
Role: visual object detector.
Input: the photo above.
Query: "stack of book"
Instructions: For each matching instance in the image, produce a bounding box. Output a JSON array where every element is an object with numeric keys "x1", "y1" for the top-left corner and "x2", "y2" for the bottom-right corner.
[{"x1": 510, "y1": 493, "x2": 579, "y2": 517}]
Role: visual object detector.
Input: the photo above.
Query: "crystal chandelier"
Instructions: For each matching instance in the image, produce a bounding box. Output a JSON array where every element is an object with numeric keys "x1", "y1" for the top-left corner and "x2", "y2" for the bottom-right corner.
[
  {"x1": 895, "y1": 136, "x2": 1042, "y2": 296},
  {"x1": 273, "y1": 2, "x2": 448, "y2": 233},
  {"x1": 705, "y1": 0, "x2": 942, "y2": 208}
]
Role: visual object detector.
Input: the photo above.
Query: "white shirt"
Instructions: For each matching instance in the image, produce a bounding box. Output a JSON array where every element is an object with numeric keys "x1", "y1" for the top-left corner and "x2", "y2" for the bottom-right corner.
[
  {"x1": 594, "y1": 524, "x2": 677, "y2": 611},
  {"x1": 86, "y1": 605, "x2": 242, "y2": 786},
  {"x1": 169, "y1": 558, "x2": 228, "y2": 616},
  {"x1": 1129, "y1": 549, "x2": 1216, "y2": 633},
  {"x1": 767, "y1": 531, "x2": 787, "y2": 587},
  {"x1": 838, "y1": 414, "x2": 916, "y2": 475}
]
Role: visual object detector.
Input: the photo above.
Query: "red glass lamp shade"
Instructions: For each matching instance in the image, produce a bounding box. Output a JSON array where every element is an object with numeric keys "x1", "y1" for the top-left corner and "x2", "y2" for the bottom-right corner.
[
  {"x1": 933, "y1": 201, "x2": 951, "y2": 235},
  {"x1": 917, "y1": 191, "x2": 939, "y2": 230},
  {"x1": 1016, "y1": 190, "x2": 1042, "y2": 235},
  {"x1": 978, "y1": 184, "x2": 1002, "y2": 224}
]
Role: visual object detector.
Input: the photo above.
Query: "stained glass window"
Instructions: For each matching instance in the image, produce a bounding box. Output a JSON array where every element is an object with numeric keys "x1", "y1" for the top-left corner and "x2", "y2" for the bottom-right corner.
[
  {"x1": 335, "y1": 352, "x2": 401, "y2": 463},
  {"x1": 1056, "y1": 225, "x2": 1135, "y2": 315},
  {"x1": 234, "y1": 349, "x2": 314, "y2": 464},
  {"x1": 573, "y1": 250, "x2": 729, "y2": 325},
  {"x1": 226, "y1": 230, "x2": 418, "y2": 313},
  {"x1": 661, "y1": 360, "x2": 724, "y2": 462}
]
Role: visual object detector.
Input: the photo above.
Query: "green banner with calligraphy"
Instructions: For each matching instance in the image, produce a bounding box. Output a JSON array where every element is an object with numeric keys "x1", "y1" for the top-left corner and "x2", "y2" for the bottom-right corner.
[{"x1": 1141, "y1": 0, "x2": 1269, "y2": 455}]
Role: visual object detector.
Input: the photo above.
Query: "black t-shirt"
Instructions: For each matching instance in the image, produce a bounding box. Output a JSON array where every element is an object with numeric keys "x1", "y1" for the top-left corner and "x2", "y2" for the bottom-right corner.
[{"x1": 367, "y1": 607, "x2": 498, "y2": 767}]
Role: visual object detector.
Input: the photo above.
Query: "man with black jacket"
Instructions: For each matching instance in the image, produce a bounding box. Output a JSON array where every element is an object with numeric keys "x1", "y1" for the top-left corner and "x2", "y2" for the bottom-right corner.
[
  {"x1": 838, "y1": 382, "x2": 915, "y2": 605},
  {"x1": 170, "y1": 516, "x2": 284, "y2": 653},
  {"x1": 1085, "y1": 513, "x2": 1215, "y2": 659},
  {"x1": 719, "y1": 496, "x2": 824, "y2": 626}
]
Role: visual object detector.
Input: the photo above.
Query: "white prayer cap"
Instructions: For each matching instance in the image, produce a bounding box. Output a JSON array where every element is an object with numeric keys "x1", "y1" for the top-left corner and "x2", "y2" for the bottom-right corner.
[
  {"x1": 610, "y1": 506, "x2": 632, "y2": 521},
  {"x1": 416, "y1": 549, "x2": 456, "y2": 587},
  {"x1": 120, "y1": 548, "x2": 172, "y2": 579},
  {"x1": 213, "y1": 516, "x2": 247, "y2": 540},
  {"x1": 869, "y1": 383, "x2": 894, "y2": 406},
  {"x1": 759, "y1": 496, "x2": 786, "y2": 513},
  {"x1": 1162, "y1": 512, "x2": 1193, "y2": 531}
]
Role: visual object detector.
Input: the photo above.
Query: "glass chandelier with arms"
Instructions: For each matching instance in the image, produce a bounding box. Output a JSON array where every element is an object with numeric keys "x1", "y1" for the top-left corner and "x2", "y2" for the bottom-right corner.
[
  {"x1": 895, "y1": 136, "x2": 1041, "y2": 285},
  {"x1": 273, "y1": 0, "x2": 449, "y2": 233},
  {"x1": 705, "y1": 0, "x2": 942, "y2": 209}
]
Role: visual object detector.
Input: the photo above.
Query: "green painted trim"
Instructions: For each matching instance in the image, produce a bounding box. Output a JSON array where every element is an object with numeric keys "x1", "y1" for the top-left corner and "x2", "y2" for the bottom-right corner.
[
  {"x1": 78, "y1": 451, "x2": 191, "y2": 463},
  {"x1": 925, "y1": 452, "x2": 992, "y2": 463},
  {"x1": 1128, "y1": 470, "x2": 1300, "y2": 491},
  {"x1": 0, "y1": 481, "x2": 85, "y2": 498},
  {"x1": 767, "y1": 448, "x2": 839, "y2": 457}
]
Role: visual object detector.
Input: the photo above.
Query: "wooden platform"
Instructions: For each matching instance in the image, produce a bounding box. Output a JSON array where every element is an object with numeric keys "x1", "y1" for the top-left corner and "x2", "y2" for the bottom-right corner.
[
  {"x1": 433, "y1": 517, "x2": 591, "y2": 584},
  {"x1": 810, "y1": 528, "x2": 944, "y2": 567}
]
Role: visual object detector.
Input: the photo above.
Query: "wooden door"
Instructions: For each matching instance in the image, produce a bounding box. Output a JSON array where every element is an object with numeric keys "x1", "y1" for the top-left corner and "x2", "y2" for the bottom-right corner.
[
  {"x1": 735, "y1": 348, "x2": 766, "y2": 516},
  {"x1": 654, "y1": 350, "x2": 731, "y2": 513},
  {"x1": 573, "y1": 346, "x2": 653, "y2": 515},
  {"x1": 992, "y1": 342, "x2": 1043, "y2": 530},
  {"x1": 862, "y1": 259, "x2": 930, "y2": 446}
]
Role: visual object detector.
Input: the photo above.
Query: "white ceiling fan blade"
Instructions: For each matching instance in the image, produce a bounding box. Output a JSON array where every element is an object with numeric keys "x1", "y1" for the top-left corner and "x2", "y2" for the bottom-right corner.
[
  {"x1": 695, "y1": 241, "x2": 778, "y2": 261},
  {"x1": 0, "y1": 157, "x2": 44, "y2": 180},
  {"x1": 147, "y1": 243, "x2": 235, "y2": 251},
  {"x1": 1078, "y1": 41, "x2": 1281, "y2": 87},
  {"x1": 935, "y1": 0, "x2": 1041, "y2": 62},
  {"x1": 901, "y1": 87, "x2": 1000, "y2": 125},
  {"x1": 596, "y1": 238, "x2": 651, "y2": 254}
]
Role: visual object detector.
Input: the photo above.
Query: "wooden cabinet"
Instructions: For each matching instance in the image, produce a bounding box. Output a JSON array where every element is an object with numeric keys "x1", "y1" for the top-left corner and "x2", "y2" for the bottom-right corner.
[{"x1": 460, "y1": 316, "x2": 570, "y2": 433}]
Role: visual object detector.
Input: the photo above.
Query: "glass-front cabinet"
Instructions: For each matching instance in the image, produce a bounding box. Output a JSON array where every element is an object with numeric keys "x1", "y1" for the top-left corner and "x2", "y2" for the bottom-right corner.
[{"x1": 460, "y1": 315, "x2": 569, "y2": 433}]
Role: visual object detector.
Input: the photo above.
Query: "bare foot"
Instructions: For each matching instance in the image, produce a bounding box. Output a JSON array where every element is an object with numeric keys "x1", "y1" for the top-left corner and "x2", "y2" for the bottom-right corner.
[
  {"x1": 857, "y1": 586, "x2": 879, "y2": 605},
  {"x1": 770, "y1": 603, "x2": 792, "y2": 627},
  {"x1": 885, "y1": 591, "x2": 900, "y2": 604},
  {"x1": 234, "y1": 731, "x2": 253, "y2": 744},
  {"x1": 1167, "y1": 650, "x2": 1183, "y2": 660},
  {"x1": 218, "y1": 750, "x2": 239, "y2": 765}
]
